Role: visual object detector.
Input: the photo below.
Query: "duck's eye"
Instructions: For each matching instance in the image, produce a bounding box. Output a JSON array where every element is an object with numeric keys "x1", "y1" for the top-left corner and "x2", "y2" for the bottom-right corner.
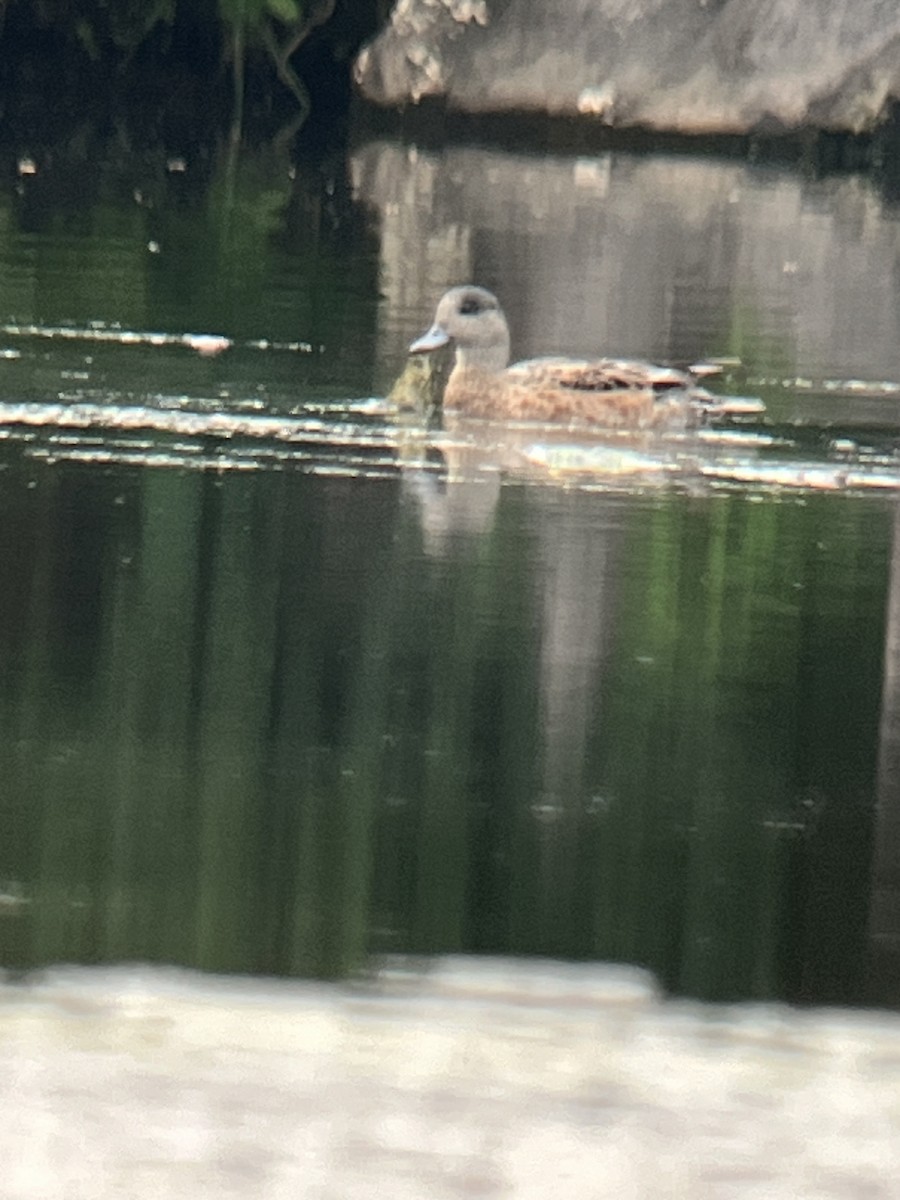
[{"x1": 458, "y1": 296, "x2": 482, "y2": 316}]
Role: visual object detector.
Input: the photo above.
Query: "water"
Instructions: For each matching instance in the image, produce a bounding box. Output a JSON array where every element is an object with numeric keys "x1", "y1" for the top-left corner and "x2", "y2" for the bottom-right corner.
[{"x1": 1, "y1": 138, "x2": 899, "y2": 1007}]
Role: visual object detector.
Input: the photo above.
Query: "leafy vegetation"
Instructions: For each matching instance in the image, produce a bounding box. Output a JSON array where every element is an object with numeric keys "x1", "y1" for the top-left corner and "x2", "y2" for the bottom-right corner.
[{"x1": 2, "y1": 0, "x2": 387, "y2": 142}]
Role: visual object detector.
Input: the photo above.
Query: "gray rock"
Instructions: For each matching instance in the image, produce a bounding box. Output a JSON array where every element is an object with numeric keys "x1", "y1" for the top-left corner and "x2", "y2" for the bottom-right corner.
[{"x1": 354, "y1": 0, "x2": 900, "y2": 134}]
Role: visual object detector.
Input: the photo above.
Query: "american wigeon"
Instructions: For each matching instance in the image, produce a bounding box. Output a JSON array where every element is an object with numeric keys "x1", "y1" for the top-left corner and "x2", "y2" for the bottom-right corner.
[{"x1": 409, "y1": 285, "x2": 756, "y2": 430}]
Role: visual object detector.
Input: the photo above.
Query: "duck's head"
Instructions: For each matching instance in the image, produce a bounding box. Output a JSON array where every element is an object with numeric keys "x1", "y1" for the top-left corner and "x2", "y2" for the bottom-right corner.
[{"x1": 410, "y1": 286, "x2": 511, "y2": 373}]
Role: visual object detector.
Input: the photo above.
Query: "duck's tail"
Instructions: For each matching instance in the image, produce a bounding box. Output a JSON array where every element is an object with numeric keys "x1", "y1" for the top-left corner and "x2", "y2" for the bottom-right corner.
[
  {"x1": 700, "y1": 394, "x2": 767, "y2": 418},
  {"x1": 684, "y1": 362, "x2": 766, "y2": 420}
]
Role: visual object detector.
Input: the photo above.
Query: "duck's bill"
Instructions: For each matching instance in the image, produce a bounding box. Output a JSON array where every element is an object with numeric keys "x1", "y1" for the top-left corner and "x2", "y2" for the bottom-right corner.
[{"x1": 409, "y1": 325, "x2": 450, "y2": 354}]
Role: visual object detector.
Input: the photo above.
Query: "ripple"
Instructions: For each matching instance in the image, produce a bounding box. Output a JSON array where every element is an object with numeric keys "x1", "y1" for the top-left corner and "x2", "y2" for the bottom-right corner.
[{"x1": 2, "y1": 399, "x2": 900, "y2": 495}]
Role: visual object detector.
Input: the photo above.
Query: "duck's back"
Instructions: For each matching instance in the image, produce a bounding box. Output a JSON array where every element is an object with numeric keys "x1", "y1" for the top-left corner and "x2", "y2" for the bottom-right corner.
[{"x1": 444, "y1": 356, "x2": 706, "y2": 428}]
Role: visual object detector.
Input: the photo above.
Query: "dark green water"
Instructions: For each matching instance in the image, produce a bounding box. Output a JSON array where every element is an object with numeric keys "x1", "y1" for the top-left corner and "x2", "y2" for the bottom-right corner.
[{"x1": 0, "y1": 139, "x2": 899, "y2": 1006}]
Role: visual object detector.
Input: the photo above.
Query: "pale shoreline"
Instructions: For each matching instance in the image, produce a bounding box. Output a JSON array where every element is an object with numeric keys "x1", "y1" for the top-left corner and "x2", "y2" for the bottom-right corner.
[{"x1": 4, "y1": 958, "x2": 900, "y2": 1198}]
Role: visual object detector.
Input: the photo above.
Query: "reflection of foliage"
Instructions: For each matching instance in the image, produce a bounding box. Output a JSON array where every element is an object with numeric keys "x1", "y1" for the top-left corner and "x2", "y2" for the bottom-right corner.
[
  {"x1": 594, "y1": 493, "x2": 887, "y2": 1003},
  {"x1": 0, "y1": 440, "x2": 887, "y2": 993},
  {"x1": 724, "y1": 300, "x2": 795, "y2": 377},
  {"x1": 0, "y1": 133, "x2": 379, "y2": 377}
]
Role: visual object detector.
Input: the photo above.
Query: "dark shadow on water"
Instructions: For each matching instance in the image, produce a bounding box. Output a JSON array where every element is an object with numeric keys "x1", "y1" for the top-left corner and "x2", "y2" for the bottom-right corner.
[{"x1": 353, "y1": 96, "x2": 900, "y2": 194}]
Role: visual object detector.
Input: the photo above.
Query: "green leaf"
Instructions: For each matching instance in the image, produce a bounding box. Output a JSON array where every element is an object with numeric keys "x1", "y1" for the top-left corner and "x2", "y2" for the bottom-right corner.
[{"x1": 266, "y1": 0, "x2": 302, "y2": 23}]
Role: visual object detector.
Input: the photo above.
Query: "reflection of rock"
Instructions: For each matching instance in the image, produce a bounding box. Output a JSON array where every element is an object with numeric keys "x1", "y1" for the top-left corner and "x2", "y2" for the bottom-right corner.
[
  {"x1": 354, "y1": 140, "x2": 900, "y2": 398},
  {"x1": 355, "y1": 0, "x2": 900, "y2": 135},
  {"x1": 354, "y1": 140, "x2": 749, "y2": 385}
]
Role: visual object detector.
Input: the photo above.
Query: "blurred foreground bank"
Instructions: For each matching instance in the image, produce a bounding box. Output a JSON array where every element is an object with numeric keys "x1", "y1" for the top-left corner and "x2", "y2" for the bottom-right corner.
[{"x1": 4, "y1": 959, "x2": 899, "y2": 1198}]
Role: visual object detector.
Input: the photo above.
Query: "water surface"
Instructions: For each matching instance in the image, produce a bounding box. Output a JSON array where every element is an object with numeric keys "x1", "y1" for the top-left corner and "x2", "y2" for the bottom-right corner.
[{"x1": 1, "y1": 138, "x2": 900, "y2": 1007}]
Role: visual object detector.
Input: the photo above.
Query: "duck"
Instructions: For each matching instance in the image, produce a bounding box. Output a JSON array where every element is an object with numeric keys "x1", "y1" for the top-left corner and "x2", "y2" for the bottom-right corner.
[{"x1": 409, "y1": 285, "x2": 755, "y2": 430}]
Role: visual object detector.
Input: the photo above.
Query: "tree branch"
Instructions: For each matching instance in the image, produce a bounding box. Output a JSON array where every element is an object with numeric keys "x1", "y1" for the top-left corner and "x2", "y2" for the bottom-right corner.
[{"x1": 262, "y1": 0, "x2": 338, "y2": 120}]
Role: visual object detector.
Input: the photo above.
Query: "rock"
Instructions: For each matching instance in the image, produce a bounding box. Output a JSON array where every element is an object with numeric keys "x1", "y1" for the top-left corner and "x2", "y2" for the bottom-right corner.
[{"x1": 354, "y1": 0, "x2": 900, "y2": 135}]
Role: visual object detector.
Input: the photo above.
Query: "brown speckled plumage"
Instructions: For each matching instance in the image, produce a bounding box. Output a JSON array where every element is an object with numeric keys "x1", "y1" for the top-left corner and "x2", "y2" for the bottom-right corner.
[{"x1": 409, "y1": 285, "x2": 729, "y2": 430}]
